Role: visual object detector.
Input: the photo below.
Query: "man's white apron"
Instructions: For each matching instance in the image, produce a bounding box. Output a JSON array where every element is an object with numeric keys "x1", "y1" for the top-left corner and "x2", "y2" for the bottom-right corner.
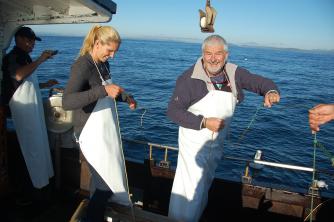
[
  {"x1": 9, "y1": 74, "x2": 54, "y2": 188},
  {"x1": 78, "y1": 78, "x2": 131, "y2": 206},
  {"x1": 169, "y1": 90, "x2": 237, "y2": 222}
]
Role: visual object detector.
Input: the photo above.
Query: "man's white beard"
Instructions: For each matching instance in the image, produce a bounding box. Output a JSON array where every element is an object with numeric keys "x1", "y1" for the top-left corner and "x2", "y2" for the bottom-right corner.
[{"x1": 207, "y1": 65, "x2": 222, "y2": 75}]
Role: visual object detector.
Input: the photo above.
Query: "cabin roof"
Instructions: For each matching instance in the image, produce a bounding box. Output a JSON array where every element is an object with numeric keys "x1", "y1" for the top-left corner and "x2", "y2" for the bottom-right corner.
[
  {"x1": 0, "y1": 0, "x2": 117, "y2": 25},
  {"x1": 0, "y1": 0, "x2": 117, "y2": 84}
]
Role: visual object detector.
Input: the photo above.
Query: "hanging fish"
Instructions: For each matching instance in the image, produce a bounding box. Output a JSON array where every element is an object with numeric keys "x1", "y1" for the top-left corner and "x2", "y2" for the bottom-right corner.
[{"x1": 199, "y1": 0, "x2": 217, "y2": 33}]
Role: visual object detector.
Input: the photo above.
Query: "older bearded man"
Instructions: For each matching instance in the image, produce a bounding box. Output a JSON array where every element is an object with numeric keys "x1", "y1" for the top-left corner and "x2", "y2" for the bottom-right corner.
[{"x1": 167, "y1": 35, "x2": 280, "y2": 222}]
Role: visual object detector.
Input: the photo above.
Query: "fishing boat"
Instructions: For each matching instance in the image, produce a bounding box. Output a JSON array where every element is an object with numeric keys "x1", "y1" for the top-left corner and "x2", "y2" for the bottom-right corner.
[{"x1": 0, "y1": 0, "x2": 333, "y2": 222}]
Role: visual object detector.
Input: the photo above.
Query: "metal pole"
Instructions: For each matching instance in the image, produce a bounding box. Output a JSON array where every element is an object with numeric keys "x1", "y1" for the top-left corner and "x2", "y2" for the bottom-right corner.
[
  {"x1": 149, "y1": 145, "x2": 152, "y2": 160},
  {"x1": 254, "y1": 160, "x2": 314, "y2": 172},
  {"x1": 224, "y1": 156, "x2": 315, "y2": 172}
]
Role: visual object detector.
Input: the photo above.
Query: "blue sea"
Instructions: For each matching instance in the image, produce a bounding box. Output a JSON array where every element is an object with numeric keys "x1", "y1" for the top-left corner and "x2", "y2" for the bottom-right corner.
[{"x1": 22, "y1": 36, "x2": 334, "y2": 197}]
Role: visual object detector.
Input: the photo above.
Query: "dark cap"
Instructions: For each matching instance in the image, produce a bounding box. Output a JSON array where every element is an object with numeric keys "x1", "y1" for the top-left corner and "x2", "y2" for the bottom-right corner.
[{"x1": 15, "y1": 27, "x2": 41, "y2": 41}]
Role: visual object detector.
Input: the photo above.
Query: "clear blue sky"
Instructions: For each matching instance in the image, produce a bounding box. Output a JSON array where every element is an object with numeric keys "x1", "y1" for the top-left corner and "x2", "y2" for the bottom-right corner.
[{"x1": 34, "y1": 0, "x2": 334, "y2": 50}]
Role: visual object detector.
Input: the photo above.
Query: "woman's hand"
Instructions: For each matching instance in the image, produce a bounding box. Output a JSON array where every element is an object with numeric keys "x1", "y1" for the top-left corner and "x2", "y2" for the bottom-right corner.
[
  {"x1": 104, "y1": 84, "x2": 124, "y2": 99},
  {"x1": 126, "y1": 95, "x2": 137, "y2": 110}
]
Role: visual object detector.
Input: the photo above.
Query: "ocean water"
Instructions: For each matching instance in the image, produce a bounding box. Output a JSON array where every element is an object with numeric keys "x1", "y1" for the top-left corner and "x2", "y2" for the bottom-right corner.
[{"x1": 21, "y1": 36, "x2": 334, "y2": 197}]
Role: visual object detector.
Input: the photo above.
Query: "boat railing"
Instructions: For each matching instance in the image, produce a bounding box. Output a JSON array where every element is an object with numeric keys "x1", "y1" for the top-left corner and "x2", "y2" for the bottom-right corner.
[
  {"x1": 123, "y1": 138, "x2": 332, "y2": 194},
  {"x1": 123, "y1": 138, "x2": 323, "y2": 173},
  {"x1": 224, "y1": 154, "x2": 331, "y2": 195},
  {"x1": 123, "y1": 138, "x2": 178, "y2": 169}
]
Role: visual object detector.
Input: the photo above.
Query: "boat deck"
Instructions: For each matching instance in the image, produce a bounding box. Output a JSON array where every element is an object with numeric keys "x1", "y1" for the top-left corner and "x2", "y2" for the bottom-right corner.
[
  {"x1": 1, "y1": 130, "x2": 333, "y2": 222},
  {"x1": 70, "y1": 199, "x2": 179, "y2": 222}
]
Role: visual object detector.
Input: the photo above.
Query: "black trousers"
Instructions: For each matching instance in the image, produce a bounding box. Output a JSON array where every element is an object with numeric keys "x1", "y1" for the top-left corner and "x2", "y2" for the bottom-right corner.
[{"x1": 85, "y1": 161, "x2": 113, "y2": 222}]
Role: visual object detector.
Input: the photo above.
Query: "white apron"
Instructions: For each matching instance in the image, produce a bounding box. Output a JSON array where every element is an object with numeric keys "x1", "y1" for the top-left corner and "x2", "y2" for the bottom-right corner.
[
  {"x1": 169, "y1": 90, "x2": 237, "y2": 222},
  {"x1": 9, "y1": 74, "x2": 54, "y2": 188},
  {"x1": 78, "y1": 78, "x2": 131, "y2": 206}
]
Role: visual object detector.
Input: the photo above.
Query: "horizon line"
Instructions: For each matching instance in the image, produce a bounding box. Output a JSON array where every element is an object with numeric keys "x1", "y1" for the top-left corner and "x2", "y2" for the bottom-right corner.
[{"x1": 38, "y1": 32, "x2": 334, "y2": 52}]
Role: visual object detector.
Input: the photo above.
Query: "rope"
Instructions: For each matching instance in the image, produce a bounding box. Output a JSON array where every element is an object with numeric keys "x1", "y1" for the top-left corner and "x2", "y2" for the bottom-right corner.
[
  {"x1": 307, "y1": 135, "x2": 333, "y2": 221},
  {"x1": 209, "y1": 131, "x2": 215, "y2": 162},
  {"x1": 135, "y1": 102, "x2": 334, "y2": 166},
  {"x1": 309, "y1": 133, "x2": 317, "y2": 222},
  {"x1": 226, "y1": 103, "x2": 263, "y2": 148},
  {"x1": 137, "y1": 106, "x2": 147, "y2": 127},
  {"x1": 315, "y1": 141, "x2": 334, "y2": 167},
  {"x1": 93, "y1": 58, "x2": 136, "y2": 221},
  {"x1": 114, "y1": 100, "x2": 136, "y2": 222},
  {"x1": 304, "y1": 198, "x2": 334, "y2": 222}
]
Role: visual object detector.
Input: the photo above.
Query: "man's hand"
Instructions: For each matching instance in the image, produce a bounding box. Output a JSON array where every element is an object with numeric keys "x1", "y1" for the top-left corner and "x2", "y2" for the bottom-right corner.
[
  {"x1": 264, "y1": 91, "x2": 280, "y2": 108},
  {"x1": 104, "y1": 84, "x2": 124, "y2": 99},
  {"x1": 204, "y1": 117, "x2": 224, "y2": 132},
  {"x1": 38, "y1": 50, "x2": 56, "y2": 63},
  {"x1": 45, "y1": 79, "x2": 58, "y2": 87},
  {"x1": 40, "y1": 79, "x2": 59, "y2": 89},
  {"x1": 15, "y1": 50, "x2": 57, "y2": 81},
  {"x1": 309, "y1": 104, "x2": 334, "y2": 133}
]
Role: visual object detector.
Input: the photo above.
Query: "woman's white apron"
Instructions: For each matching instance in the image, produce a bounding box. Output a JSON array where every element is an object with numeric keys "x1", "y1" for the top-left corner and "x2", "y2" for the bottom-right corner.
[
  {"x1": 169, "y1": 90, "x2": 237, "y2": 222},
  {"x1": 78, "y1": 78, "x2": 131, "y2": 206},
  {"x1": 9, "y1": 74, "x2": 54, "y2": 188}
]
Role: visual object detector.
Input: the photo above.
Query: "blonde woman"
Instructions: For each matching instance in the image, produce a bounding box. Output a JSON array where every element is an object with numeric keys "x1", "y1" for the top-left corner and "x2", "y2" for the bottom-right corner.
[{"x1": 63, "y1": 25, "x2": 136, "y2": 222}]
